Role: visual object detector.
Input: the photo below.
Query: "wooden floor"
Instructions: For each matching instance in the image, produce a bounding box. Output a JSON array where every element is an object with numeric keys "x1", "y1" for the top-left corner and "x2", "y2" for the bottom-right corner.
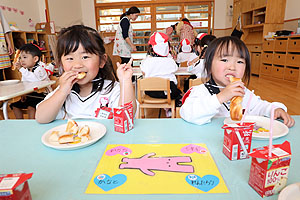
[{"x1": 1, "y1": 75, "x2": 299, "y2": 120}]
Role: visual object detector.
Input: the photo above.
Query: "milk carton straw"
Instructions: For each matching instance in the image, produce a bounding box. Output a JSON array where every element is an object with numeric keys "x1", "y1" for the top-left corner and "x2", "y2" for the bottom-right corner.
[
  {"x1": 240, "y1": 90, "x2": 254, "y2": 125},
  {"x1": 268, "y1": 105, "x2": 275, "y2": 157},
  {"x1": 235, "y1": 129, "x2": 249, "y2": 157}
]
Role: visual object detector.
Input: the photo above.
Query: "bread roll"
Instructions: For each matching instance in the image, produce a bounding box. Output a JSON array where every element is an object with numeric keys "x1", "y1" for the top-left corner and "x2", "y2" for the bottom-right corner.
[
  {"x1": 229, "y1": 77, "x2": 243, "y2": 121},
  {"x1": 12, "y1": 50, "x2": 21, "y2": 70},
  {"x1": 78, "y1": 125, "x2": 90, "y2": 137},
  {"x1": 80, "y1": 134, "x2": 91, "y2": 143},
  {"x1": 65, "y1": 119, "x2": 79, "y2": 134},
  {"x1": 49, "y1": 131, "x2": 59, "y2": 142},
  {"x1": 77, "y1": 72, "x2": 86, "y2": 79},
  {"x1": 58, "y1": 134, "x2": 74, "y2": 144}
]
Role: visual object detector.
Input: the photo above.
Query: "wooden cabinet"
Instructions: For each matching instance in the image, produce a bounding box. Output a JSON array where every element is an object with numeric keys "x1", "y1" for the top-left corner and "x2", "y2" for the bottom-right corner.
[
  {"x1": 251, "y1": 52, "x2": 261, "y2": 75},
  {"x1": 260, "y1": 36, "x2": 300, "y2": 87}
]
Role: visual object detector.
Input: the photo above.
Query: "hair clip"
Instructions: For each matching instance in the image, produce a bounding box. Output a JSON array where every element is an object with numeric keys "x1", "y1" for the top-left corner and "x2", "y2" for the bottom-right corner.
[{"x1": 203, "y1": 44, "x2": 208, "y2": 48}]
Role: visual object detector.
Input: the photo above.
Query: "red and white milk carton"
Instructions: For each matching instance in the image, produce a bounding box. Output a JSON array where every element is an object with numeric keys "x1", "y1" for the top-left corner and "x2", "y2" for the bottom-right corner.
[
  {"x1": 222, "y1": 123, "x2": 255, "y2": 160},
  {"x1": 248, "y1": 141, "x2": 291, "y2": 197},
  {"x1": 0, "y1": 173, "x2": 33, "y2": 200},
  {"x1": 113, "y1": 102, "x2": 134, "y2": 133}
]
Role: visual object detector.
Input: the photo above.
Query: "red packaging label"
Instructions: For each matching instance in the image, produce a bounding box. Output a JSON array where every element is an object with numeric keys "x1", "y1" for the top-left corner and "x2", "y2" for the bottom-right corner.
[
  {"x1": 222, "y1": 123, "x2": 254, "y2": 160},
  {"x1": 248, "y1": 141, "x2": 291, "y2": 197},
  {"x1": 113, "y1": 102, "x2": 134, "y2": 133},
  {"x1": 0, "y1": 173, "x2": 33, "y2": 200}
]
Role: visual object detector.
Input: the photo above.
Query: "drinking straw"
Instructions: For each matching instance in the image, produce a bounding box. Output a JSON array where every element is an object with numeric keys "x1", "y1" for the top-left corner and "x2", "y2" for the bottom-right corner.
[
  {"x1": 125, "y1": 109, "x2": 134, "y2": 128},
  {"x1": 240, "y1": 90, "x2": 254, "y2": 125},
  {"x1": 235, "y1": 129, "x2": 249, "y2": 157},
  {"x1": 268, "y1": 105, "x2": 275, "y2": 157}
]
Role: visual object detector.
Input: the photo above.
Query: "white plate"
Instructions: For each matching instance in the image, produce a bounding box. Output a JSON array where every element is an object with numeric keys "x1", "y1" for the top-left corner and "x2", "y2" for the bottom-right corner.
[
  {"x1": 278, "y1": 183, "x2": 300, "y2": 200},
  {"x1": 224, "y1": 116, "x2": 289, "y2": 140},
  {"x1": 0, "y1": 79, "x2": 20, "y2": 86},
  {"x1": 41, "y1": 121, "x2": 106, "y2": 150}
]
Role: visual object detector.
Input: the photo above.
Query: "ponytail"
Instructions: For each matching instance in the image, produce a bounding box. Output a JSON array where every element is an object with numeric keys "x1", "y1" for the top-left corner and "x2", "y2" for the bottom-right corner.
[{"x1": 120, "y1": 6, "x2": 140, "y2": 20}]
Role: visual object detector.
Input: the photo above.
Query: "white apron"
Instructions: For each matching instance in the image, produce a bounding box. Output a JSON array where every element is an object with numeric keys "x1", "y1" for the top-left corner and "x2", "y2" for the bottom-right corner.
[
  {"x1": 113, "y1": 16, "x2": 133, "y2": 58},
  {"x1": 0, "y1": 18, "x2": 11, "y2": 69}
]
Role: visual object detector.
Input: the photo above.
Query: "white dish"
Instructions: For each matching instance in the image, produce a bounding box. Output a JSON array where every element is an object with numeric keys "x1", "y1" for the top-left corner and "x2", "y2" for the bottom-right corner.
[
  {"x1": 224, "y1": 116, "x2": 289, "y2": 140},
  {"x1": 41, "y1": 121, "x2": 106, "y2": 150},
  {"x1": 278, "y1": 183, "x2": 300, "y2": 200},
  {"x1": 0, "y1": 79, "x2": 20, "y2": 86}
]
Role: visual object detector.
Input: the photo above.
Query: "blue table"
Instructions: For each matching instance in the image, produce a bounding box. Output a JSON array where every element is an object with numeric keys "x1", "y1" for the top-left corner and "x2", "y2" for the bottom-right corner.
[{"x1": 1, "y1": 117, "x2": 299, "y2": 200}]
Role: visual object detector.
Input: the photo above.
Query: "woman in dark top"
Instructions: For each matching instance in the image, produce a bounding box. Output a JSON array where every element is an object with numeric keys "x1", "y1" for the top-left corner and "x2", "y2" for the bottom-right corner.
[{"x1": 113, "y1": 6, "x2": 140, "y2": 64}]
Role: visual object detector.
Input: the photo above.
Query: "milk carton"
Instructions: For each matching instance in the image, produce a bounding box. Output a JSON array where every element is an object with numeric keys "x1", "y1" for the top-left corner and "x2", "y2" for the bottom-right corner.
[
  {"x1": 113, "y1": 102, "x2": 134, "y2": 133},
  {"x1": 0, "y1": 173, "x2": 33, "y2": 200},
  {"x1": 222, "y1": 123, "x2": 255, "y2": 160},
  {"x1": 248, "y1": 141, "x2": 291, "y2": 197}
]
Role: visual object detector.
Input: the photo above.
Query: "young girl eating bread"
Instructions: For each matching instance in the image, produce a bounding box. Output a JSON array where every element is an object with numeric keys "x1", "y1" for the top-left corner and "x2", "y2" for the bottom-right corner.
[
  {"x1": 36, "y1": 25, "x2": 136, "y2": 123},
  {"x1": 180, "y1": 36, "x2": 294, "y2": 127}
]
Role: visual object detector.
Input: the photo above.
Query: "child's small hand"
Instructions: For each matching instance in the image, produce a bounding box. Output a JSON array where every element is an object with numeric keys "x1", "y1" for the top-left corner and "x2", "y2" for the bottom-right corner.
[
  {"x1": 13, "y1": 61, "x2": 21, "y2": 70},
  {"x1": 117, "y1": 58, "x2": 133, "y2": 82},
  {"x1": 217, "y1": 81, "x2": 245, "y2": 104},
  {"x1": 58, "y1": 71, "x2": 78, "y2": 94},
  {"x1": 274, "y1": 108, "x2": 295, "y2": 127}
]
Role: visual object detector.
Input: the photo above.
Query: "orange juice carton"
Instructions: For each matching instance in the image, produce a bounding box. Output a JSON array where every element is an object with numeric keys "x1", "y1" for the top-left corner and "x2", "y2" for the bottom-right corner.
[
  {"x1": 248, "y1": 141, "x2": 291, "y2": 197},
  {"x1": 222, "y1": 123, "x2": 255, "y2": 160},
  {"x1": 113, "y1": 102, "x2": 134, "y2": 133},
  {"x1": 0, "y1": 173, "x2": 33, "y2": 200}
]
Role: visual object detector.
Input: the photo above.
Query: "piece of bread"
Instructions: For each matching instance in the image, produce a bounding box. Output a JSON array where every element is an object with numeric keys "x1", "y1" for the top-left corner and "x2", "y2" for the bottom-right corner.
[
  {"x1": 80, "y1": 134, "x2": 91, "y2": 143},
  {"x1": 58, "y1": 134, "x2": 74, "y2": 144},
  {"x1": 12, "y1": 50, "x2": 21, "y2": 70},
  {"x1": 49, "y1": 131, "x2": 59, "y2": 142},
  {"x1": 229, "y1": 77, "x2": 243, "y2": 121},
  {"x1": 78, "y1": 125, "x2": 90, "y2": 137},
  {"x1": 77, "y1": 72, "x2": 86, "y2": 79},
  {"x1": 65, "y1": 119, "x2": 79, "y2": 134}
]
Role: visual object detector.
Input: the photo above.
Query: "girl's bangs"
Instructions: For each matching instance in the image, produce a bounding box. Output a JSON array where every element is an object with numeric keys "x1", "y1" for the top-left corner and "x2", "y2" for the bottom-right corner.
[{"x1": 216, "y1": 39, "x2": 247, "y2": 59}]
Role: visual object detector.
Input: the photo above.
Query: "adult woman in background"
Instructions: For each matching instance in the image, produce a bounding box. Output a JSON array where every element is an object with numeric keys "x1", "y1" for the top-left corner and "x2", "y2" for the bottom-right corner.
[
  {"x1": 0, "y1": 9, "x2": 13, "y2": 81},
  {"x1": 176, "y1": 18, "x2": 197, "y2": 46},
  {"x1": 113, "y1": 6, "x2": 140, "y2": 64}
]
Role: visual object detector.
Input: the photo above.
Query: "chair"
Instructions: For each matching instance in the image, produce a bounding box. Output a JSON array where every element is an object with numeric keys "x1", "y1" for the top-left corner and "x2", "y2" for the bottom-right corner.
[
  {"x1": 189, "y1": 78, "x2": 204, "y2": 88},
  {"x1": 180, "y1": 61, "x2": 188, "y2": 67},
  {"x1": 176, "y1": 107, "x2": 181, "y2": 118},
  {"x1": 137, "y1": 77, "x2": 175, "y2": 118}
]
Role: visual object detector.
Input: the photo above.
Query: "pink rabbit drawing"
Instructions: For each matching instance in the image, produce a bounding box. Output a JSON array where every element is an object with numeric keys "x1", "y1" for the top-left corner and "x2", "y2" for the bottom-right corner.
[{"x1": 119, "y1": 152, "x2": 194, "y2": 176}]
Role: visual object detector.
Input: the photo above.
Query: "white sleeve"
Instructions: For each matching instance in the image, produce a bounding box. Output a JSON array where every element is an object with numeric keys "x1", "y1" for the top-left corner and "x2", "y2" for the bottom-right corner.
[
  {"x1": 176, "y1": 53, "x2": 183, "y2": 63},
  {"x1": 180, "y1": 85, "x2": 222, "y2": 125},
  {"x1": 36, "y1": 87, "x2": 66, "y2": 119},
  {"x1": 245, "y1": 89, "x2": 287, "y2": 117},
  {"x1": 19, "y1": 66, "x2": 48, "y2": 82},
  {"x1": 108, "y1": 82, "x2": 121, "y2": 108}
]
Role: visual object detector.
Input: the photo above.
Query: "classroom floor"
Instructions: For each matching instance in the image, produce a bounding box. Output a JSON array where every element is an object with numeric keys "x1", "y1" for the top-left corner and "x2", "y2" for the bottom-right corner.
[{"x1": 1, "y1": 75, "x2": 300, "y2": 120}]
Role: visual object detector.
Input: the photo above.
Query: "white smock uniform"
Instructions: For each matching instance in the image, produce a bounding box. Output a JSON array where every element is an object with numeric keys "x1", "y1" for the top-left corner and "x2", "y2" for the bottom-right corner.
[
  {"x1": 38, "y1": 80, "x2": 120, "y2": 119},
  {"x1": 180, "y1": 84, "x2": 287, "y2": 125},
  {"x1": 140, "y1": 55, "x2": 178, "y2": 84}
]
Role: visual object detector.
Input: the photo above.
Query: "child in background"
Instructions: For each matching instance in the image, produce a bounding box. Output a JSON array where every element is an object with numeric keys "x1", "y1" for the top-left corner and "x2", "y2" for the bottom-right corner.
[
  {"x1": 10, "y1": 43, "x2": 51, "y2": 119},
  {"x1": 180, "y1": 36, "x2": 295, "y2": 127},
  {"x1": 176, "y1": 39, "x2": 198, "y2": 65},
  {"x1": 140, "y1": 32, "x2": 182, "y2": 111},
  {"x1": 36, "y1": 25, "x2": 136, "y2": 123},
  {"x1": 187, "y1": 34, "x2": 216, "y2": 78}
]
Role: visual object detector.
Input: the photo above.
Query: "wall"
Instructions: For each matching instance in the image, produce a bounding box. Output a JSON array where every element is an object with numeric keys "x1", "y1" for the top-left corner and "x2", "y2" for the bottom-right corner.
[
  {"x1": 283, "y1": 0, "x2": 300, "y2": 32},
  {"x1": 213, "y1": 0, "x2": 233, "y2": 37},
  {"x1": 48, "y1": 0, "x2": 83, "y2": 31},
  {"x1": 81, "y1": 0, "x2": 96, "y2": 29},
  {"x1": 0, "y1": 0, "x2": 40, "y2": 31}
]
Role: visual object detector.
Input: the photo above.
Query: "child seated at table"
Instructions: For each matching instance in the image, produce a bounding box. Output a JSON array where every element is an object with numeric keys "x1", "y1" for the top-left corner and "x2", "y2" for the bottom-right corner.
[
  {"x1": 140, "y1": 32, "x2": 182, "y2": 114},
  {"x1": 35, "y1": 25, "x2": 136, "y2": 123},
  {"x1": 180, "y1": 36, "x2": 295, "y2": 127},
  {"x1": 10, "y1": 43, "x2": 51, "y2": 119},
  {"x1": 176, "y1": 38, "x2": 197, "y2": 65}
]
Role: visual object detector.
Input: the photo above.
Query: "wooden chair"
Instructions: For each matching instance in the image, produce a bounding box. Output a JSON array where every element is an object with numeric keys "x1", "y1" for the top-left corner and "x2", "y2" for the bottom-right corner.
[
  {"x1": 189, "y1": 78, "x2": 204, "y2": 88},
  {"x1": 180, "y1": 61, "x2": 188, "y2": 67},
  {"x1": 137, "y1": 77, "x2": 175, "y2": 118},
  {"x1": 176, "y1": 107, "x2": 181, "y2": 118}
]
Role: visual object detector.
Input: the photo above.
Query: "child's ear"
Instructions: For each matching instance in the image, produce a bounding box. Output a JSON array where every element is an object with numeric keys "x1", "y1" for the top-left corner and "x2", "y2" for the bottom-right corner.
[
  {"x1": 99, "y1": 54, "x2": 107, "y2": 69},
  {"x1": 33, "y1": 56, "x2": 39, "y2": 63}
]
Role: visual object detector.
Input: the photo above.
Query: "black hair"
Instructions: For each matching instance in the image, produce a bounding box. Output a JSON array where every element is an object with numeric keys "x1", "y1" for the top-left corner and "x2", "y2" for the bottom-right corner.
[
  {"x1": 204, "y1": 36, "x2": 251, "y2": 85},
  {"x1": 181, "y1": 18, "x2": 190, "y2": 23},
  {"x1": 56, "y1": 24, "x2": 117, "y2": 94},
  {"x1": 19, "y1": 42, "x2": 42, "y2": 65},
  {"x1": 197, "y1": 35, "x2": 216, "y2": 58},
  {"x1": 120, "y1": 6, "x2": 140, "y2": 20}
]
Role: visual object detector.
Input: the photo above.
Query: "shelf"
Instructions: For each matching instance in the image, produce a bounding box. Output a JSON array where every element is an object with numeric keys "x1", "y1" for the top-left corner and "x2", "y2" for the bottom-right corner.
[{"x1": 243, "y1": 24, "x2": 264, "y2": 29}]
